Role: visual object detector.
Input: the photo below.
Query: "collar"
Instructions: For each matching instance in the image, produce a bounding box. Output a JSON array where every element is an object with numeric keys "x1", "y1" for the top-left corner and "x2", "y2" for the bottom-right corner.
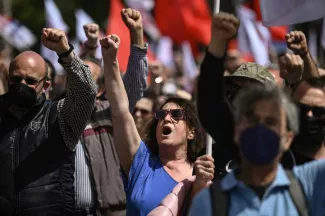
[{"x1": 220, "y1": 164, "x2": 291, "y2": 192}]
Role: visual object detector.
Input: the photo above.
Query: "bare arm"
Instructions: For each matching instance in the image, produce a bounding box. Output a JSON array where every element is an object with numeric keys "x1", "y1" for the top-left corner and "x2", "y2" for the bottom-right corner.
[{"x1": 100, "y1": 34, "x2": 141, "y2": 175}]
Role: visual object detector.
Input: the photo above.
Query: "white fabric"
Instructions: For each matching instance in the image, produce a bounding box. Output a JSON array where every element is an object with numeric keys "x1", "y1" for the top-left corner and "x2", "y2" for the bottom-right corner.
[
  {"x1": 0, "y1": 15, "x2": 36, "y2": 50},
  {"x1": 260, "y1": 0, "x2": 325, "y2": 26},
  {"x1": 237, "y1": 5, "x2": 270, "y2": 65},
  {"x1": 42, "y1": 0, "x2": 69, "y2": 74}
]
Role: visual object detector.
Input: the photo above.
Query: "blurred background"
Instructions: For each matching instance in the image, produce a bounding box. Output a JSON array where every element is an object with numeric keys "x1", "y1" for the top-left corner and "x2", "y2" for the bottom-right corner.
[{"x1": 1, "y1": 0, "x2": 325, "y2": 99}]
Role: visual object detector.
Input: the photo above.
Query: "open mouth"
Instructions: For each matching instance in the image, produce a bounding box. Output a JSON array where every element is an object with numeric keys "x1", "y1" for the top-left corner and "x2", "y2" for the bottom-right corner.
[{"x1": 162, "y1": 125, "x2": 172, "y2": 136}]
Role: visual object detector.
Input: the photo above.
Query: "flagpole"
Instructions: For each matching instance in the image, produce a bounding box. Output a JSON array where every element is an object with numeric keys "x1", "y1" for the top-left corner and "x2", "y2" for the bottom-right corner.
[
  {"x1": 206, "y1": 0, "x2": 220, "y2": 156},
  {"x1": 214, "y1": 0, "x2": 220, "y2": 14}
]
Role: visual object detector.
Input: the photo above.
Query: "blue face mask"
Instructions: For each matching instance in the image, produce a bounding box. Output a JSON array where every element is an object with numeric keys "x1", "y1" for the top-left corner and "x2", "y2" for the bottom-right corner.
[{"x1": 240, "y1": 124, "x2": 280, "y2": 165}]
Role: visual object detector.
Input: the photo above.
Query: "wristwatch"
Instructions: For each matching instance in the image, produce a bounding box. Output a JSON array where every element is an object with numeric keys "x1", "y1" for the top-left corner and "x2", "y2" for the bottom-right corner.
[{"x1": 58, "y1": 43, "x2": 74, "y2": 64}]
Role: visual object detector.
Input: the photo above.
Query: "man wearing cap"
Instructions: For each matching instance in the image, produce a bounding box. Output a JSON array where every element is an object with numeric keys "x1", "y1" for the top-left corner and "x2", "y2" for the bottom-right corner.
[{"x1": 197, "y1": 12, "x2": 277, "y2": 180}]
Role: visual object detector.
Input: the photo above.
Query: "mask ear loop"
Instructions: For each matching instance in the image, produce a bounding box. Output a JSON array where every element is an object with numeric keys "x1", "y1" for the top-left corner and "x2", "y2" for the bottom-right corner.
[{"x1": 34, "y1": 77, "x2": 46, "y2": 96}]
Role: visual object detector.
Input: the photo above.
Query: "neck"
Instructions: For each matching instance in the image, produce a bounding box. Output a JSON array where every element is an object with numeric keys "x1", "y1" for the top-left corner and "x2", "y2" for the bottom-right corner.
[
  {"x1": 159, "y1": 144, "x2": 190, "y2": 170},
  {"x1": 311, "y1": 143, "x2": 325, "y2": 160},
  {"x1": 238, "y1": 160, "x2": 278, "y2": 186}
]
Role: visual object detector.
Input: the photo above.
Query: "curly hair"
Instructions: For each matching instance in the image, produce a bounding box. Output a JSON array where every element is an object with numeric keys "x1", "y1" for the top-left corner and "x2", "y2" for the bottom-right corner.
[{"x1": 144, "y1": 97, "x2": 203, "y2": 163}]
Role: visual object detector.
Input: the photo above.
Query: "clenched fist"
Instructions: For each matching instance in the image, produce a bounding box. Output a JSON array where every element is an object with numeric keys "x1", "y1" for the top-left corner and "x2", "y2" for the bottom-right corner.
[
  {"x1": 100, "y1": 34, "x2": 120, "y2": 59},
  {"x1": 285, "y1": 31, "x2": 308, "y2": 57},
  {"x1": 121, "y1": 8, "x2": 143, "y2": 32},
  {"x1": 84, "y1": 23, "x2": 99, "y2": 47},
  {"x1": 279, "y1": 53, "x2": 304, "y2": 84},
  {"x1": 208, "y1": 12, "x2": 240, "y2": 57},
  {"x1": 211, "y1": 12, "x2": 240, "y2": 41},
  {"x1": 41, "y1": 28, "x2": 69, "y2": 55}
]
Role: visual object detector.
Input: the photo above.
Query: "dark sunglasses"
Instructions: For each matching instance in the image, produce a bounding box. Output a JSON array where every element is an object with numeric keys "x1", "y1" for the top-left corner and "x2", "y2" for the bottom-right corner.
[
  {"x1": 297, "y1": 103, "x2": 325, "y2": 117},
  {"x1": 9, "y1": 76, "x2": 45, "y2": 86},
  {"x1": 155, "y1": 109, "x2": 185, "y2": 120},
  {"x1": 134, "y1": 108, "x2": 150, "y2": 115}
]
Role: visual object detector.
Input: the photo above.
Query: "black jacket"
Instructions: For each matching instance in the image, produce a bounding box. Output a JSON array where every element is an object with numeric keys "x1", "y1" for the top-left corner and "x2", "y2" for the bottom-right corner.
[{"x1": 0, "y1": 94, "x2": 75, "y2": 216}]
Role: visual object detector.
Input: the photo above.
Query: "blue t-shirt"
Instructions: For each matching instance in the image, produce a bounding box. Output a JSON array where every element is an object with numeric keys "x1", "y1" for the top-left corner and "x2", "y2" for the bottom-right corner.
[{"x1": 122, "y1": 141, "x2": 178, "y2": 216}]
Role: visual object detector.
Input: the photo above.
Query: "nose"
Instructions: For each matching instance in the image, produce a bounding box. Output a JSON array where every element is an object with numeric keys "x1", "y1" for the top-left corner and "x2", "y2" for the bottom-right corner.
[
  {"x1": 135, "y1": 110, "x2": 142, "y2": 117},
  {"x1": 307, "y1": 110, "x2": 313, "y2": 117},
  {"x1": 163, "y1": 111, "x2": 173, "y2": 122},
  {"x1": 20, "y1": 79, "x2": 26, "y2": 84}
]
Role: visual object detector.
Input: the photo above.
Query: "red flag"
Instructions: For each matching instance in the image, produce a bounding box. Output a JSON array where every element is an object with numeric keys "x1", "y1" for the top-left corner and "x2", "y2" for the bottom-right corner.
[
  {"x1": 106, "y1": 0, "x2": 155, "y2": 72},
  {"x1": 155, "y1": 0, "x2": 211, "y2": 54}
]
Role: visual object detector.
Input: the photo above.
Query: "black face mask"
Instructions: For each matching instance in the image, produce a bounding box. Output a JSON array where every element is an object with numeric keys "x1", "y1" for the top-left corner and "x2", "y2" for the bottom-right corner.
[
  {"x1": 7, "y1": 83, "x2": 38, "y2": 109},
  {"x1": 293, "y1": 115, "x2": 325, "y2": 153}
]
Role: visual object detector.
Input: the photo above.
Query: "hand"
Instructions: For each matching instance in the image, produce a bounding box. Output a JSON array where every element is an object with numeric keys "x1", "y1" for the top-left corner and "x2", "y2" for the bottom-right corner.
[
  {"x1": 121, "y1": 8, "x2": 143, "y2": 32},
  {"x1": 279, "y1": 53, "x2": 304, "y2": 84},
  {"x1": 100, "y1": 34, "x2": 120, "y2": 59},
  {"x1": 41, "y1": 28, "x2": 70, "y2": 55},
  {"x1": 194, "y1": 155, "x2": 215, "y2": 185},
  {"x1": 83, "y1": 23, "x2": 99, "y2": 47},
  {"x1": 209, "y1": 12, "x2": 240, "y2": 57},
  {"x1": 285, "y1": 31, "x2": 308, "y2": 57}
]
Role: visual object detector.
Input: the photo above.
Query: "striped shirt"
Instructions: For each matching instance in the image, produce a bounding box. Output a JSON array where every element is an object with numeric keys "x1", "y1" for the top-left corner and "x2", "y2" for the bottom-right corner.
[{"x1": 74, "y1": 44, "x2": 148, "y2": 209}]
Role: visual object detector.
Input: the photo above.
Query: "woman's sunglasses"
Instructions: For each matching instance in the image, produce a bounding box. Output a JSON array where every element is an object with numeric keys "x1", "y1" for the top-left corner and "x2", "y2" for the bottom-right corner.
[{"x1": 155, "y1": 109, "x2": 185, "y2": 120}]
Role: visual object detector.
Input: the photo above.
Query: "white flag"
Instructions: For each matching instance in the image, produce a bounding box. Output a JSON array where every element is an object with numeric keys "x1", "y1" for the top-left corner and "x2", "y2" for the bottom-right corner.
[
  {"x1": 125, "y1": 0, "x2": 160, "y2": 41},
  {"x1": 75, "y1": 9, "x2": 103, "y2": 59},
  {"x1": 42, "y1": 0, "x2": 69, "y2": 74},
  {"x1": 260, "y1": 0, "x2": 325, "y2": 26},
  {"x1": 181, "y1": 41, "x2": 198, "y2": 93},
  {"x1": 237, "y1": 5, "x2": 270, "y2": 65},
  {"x1": 156, "y1": 36, "x2": 174, "y2": 70},
  {"x1": 0, "y1": 15, "x2": 36, "y2": 50}
]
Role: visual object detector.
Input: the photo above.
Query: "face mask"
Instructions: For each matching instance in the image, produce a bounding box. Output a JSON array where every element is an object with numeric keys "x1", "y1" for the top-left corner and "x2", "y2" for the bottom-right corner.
[
  {"x1": 293, "y1": 116, "x2": 325, "y2": 152},
  {"x1": 240, "y1": 124, "x2": 281, "y2": 165},
  {"x1": 7, "y1": 83, "x2": 38, "y2": 109}
]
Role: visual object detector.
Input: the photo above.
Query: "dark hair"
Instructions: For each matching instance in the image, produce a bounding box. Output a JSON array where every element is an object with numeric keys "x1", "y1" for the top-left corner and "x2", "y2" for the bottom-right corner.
[{"x1": 144, "y1": 97, "x2": 203, "y2": 163}]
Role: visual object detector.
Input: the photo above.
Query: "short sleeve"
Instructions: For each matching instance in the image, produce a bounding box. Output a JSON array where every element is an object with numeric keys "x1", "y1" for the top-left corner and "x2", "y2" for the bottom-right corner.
[
  {"x1": 121, "y1": 141, "x2": 154, "y2": 193},
  {"x1": 294, "y1": 159, "x2": 325, "y2": 215},
  {"x1": 188, "y1": 188, "x2": 213, "y2": 216}
]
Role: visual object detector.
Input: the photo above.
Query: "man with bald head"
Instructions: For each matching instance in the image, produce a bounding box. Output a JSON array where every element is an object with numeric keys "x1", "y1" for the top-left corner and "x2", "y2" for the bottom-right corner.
[{"x1": 0, "y1": 28, "x2": 97, "y2": 215}]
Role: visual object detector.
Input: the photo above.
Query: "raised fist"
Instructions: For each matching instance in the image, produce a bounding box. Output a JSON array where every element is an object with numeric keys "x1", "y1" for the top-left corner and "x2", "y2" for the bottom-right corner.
[
  {"x1": 279, "y1": 53, "x2": 304, "y2": 84},
  {"x1": 211, "y1": 12, "x2": 240, "y2": 41},
  {"x1": 285, "y1": 31, "x2": 308, "y2": 57},
  {"x1": 121, "y1": 8, "x2": 143, "y2": 32},
  {"x1": 41, "y1": 28, "x2": 69, "y2": 55},
  {"x1": 83, "y1": 23, "x2": 99, "y2": 46},
  {"x1": 100, "y1": 34, "x2": 120, "y2": 59}
]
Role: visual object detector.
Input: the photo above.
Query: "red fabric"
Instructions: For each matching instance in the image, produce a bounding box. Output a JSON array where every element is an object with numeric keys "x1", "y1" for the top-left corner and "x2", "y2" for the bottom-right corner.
[
  {"x1": 106, "y1": 0, "x2": 155, "y2": 72},
  {"x1": 155, "y1": 0, "x2": 212, "y2": 54}
]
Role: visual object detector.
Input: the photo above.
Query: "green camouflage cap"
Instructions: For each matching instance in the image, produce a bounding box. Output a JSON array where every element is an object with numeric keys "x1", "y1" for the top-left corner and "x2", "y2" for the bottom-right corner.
[{"x1": 224, "y1": 62, "x2": 275, "y2": 86}]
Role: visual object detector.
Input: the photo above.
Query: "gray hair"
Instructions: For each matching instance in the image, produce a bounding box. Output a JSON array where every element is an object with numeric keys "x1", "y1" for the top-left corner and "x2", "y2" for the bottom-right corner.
[{"x1": 233, "y1": 84, "x2": 299, "y2": 134}]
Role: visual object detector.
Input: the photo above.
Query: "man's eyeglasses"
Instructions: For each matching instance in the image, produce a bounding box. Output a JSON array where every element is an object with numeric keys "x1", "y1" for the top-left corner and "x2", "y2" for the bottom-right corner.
[
  {"x1": 155, "y1": 109, "x2": 185, "y2": 120},
  {"x1": 297, "y1": 103, "x2": 325, "y2": 117},
  {"x1": 134, "y1": 108, "x2": 151, "y2": 115},
  {"x1": 9, "y1": 76, "x2": 46, "y2": 86}
]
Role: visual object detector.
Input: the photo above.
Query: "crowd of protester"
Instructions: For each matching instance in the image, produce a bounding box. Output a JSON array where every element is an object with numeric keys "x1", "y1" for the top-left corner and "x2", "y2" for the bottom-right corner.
[{"x1": 0, "y1": 4, "x2": 324, "y2": 216}]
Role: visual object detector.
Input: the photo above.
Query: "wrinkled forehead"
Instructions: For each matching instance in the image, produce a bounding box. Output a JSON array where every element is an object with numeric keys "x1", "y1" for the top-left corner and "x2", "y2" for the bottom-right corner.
[
  {"x1": 293, "y1": 82, "x2": 325, "y2": 107},
  {"x1": 136, "y1": 98, "x2": 153, "y2": 110}
]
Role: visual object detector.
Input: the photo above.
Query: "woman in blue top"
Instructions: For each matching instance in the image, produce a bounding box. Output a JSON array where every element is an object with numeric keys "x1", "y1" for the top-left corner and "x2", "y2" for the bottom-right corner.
[{"x1": 99, "y1": 16, "x2": 203, "y2": 216}]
